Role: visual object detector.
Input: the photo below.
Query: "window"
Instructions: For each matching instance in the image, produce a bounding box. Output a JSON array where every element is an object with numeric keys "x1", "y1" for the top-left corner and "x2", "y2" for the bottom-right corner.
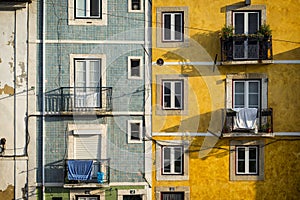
[
  {"x1": 75, "y1": 0, "x2": 101, "y2": 18},
  {"x1": 127, "y1": 120, "x2": 143, "y2": 143},
  {"x1": 155, "y1": 187, "x2": 190, "y2": 200},
  {"x1": 162, "y1": 146, "x2": 183, "y2": 175},
  {"x1": 128, "y1": 56, "x2": 143, "y2": 79},
  {"x1": 230, "y1": 140, "x2": 264, "y2": 181},
  {"x1": 161, "y1": 192, "x2": 184, "y2": 200},
  {"x1": 74, "y1": 59, "x2": 101, "y2": 108},
  {"x1": 76, "y1": 196, "x2": 99, "y2": 200},
  {"x1": 156, "y1": 140, "x2": 189, "y2": 181},
  {"x1": 117, "y1": 189, "x2": 146, "y2": 200},
  {"x1": 123, "y1": 195, "x2": 143, "y2": 200},
  {"x1": 68, "y1": 0, "x2": 107, "y2": 25},
  {"x1": 162, "y1": 80, "x2": 183, "y2": 110},
  {"x1": 233, "y1": 80, "x2": 260, "y2": 108},
  {"x1": 233, "y1": 11, "x2": 260, "y2": 59},
  {"x1": 128, "y1": 0, "x2": 143, "y2": 12},
  {"x1": 162, "y1": 12, "x2": 184, "y2": 42},
  {"x1": 236, "y1": 146, "x2": 258, "y2": 174},
  {"x1": 156, "y1": 74, "x2": 188, "y2": 116},
  {"x1": 156, "y1": 7, "x2": 189, "y2": 48}
]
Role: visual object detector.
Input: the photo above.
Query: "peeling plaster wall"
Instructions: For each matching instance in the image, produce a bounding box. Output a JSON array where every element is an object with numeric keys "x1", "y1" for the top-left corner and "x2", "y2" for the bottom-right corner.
[{"x1": 0, "y1": 5, "x2": 30, "y2": 200}]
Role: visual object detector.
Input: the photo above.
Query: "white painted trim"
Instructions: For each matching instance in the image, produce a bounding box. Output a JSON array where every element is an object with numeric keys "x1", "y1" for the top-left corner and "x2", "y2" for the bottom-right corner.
[
  {"x1": 111, "y1": 111, "x2": 144, "y2": 115},
  {"x1": 152, "y1": 60, "x2": 300, "y2": 66},
  {"x1": 274, "y1": 132, "x2": 300, "y2": 136},
  {"x1": 128, "y1": 56, "x2": 143, "y2": 80},
  {"x1": 273, "y1": 60, "x2": 300, "y2": 64},
  {"x1": 127, "y1": 119, "x2": 143, "y2": 143},
  {"x1": 35, "y1": 39, "x2": 144, "y2": 44},
  {"x1": 153, "y1": 132, "x2": 300, "y2": 137},
  {"x1": 109, "y1": 182, "x2": 148, "y2": 186},
  {"x1": 152, "y1": 132, "x2": 214, "y2": 136},
  {"x1": 128, "y1": 0, "x2": 144, "y2": 13}
]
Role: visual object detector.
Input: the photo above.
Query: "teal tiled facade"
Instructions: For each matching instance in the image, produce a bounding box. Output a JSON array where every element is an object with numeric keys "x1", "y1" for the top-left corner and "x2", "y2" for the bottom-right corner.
[{"x1": 37, "y1": 0, "x2": 148, "y2": 198}]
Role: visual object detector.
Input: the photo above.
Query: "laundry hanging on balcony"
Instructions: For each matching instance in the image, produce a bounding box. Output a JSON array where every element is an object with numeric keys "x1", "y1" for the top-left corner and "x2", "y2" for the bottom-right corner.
[
  {"x1": 233, "y1": 108, "x2": 258, "y2": 130},
  {"x1": 67, "y1": 160, "x2": 93, "y2": 181}
]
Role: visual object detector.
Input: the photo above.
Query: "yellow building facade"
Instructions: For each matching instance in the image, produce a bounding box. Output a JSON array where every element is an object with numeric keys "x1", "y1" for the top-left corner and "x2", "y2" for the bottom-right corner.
[{"x1": 151, "y1": 0, "x2": 300, "y2": 199}]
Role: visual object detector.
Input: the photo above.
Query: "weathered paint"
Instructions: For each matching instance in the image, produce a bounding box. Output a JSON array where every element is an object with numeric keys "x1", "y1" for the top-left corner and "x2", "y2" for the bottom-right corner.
[
  {"x1": 152, "y1": 0, "x2": 300, "y2": 199},
  {"x1": 0, "y1": 185, "x2": 14, "y2": 200}
]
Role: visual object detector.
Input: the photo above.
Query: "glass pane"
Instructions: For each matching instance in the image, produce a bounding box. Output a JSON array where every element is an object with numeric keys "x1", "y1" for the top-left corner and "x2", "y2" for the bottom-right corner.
[
  {"x1": 130, "y1": 123, "x2": 140, "y2": 140},
  {"x1": 249, "y1": 94, "x2": 259, "y2": 107},
  {"x1": 131, "y1": 59, "x2": 140, "y2": 77},
  {"x1": 163, "y1": 147, "x2": 171, "y2": 173},
  {"x1": 237, "y1": 148, "x2": 245, "y2": 159},
  {"x1": 162, "y1": 192, "x2": 184, "y2": 200},
  {"x1": 175, "y1": 95, "x2": 182, "y2": 108},
  {"x1": 248, "y1": 40, "x2": 259, "y2": 59},
  {"x1": 75, "y1": 61, "x2": 86, "y2": 87},
  {"x1": 234, "y1": 13, "x2": 245, "y2": 34},
  {"x1": 76, "y1": 0, "x2": 86, "y2": 17},
  {"x1": 249, "y1": 147, "x2": 257, "y2": 159},
  {"x1": 174, "y1": 147, "x2": 182, "y2": 173},
  {"x1": 237, "y1": 161, "x2": 245, "y2": 173},
  {"x1": 175, "y1": 82, "x2": 182, "y2": 94},
  {"x1": 234, "y1": 94, "x2": 244, "y2": 108},
  {"x1": 90, "y1": 60, "x2": 100, "y2": 86},
  {"x1": 163, "y1": 147, "x2": 171, "y2": 159},
  {"x1": 90, "y1": 0, "x2": 100, "y2": 17},
  {"x1": 235, "y1": 82, "x2": 244, "y2": 93},
  {"x1": 164, "y1": 96, "x2": 171, "y2": 108},
  {"x1": 248, "y1": 13, "x2": 259, "y2": 34},
  {"x1": 131, "y1": 0, "x2": 141, "y2": 10},
  {"x1": 175, "y1": 13, "x2": 183, "y2": 40},
  {"x1": 163, "y1": 82, "x2": 171, "y2": 94},
  {"x1": 249, "y1": 161, "x2": 257, "y2": 173},
  {"x1": 163, "y1": 14, "x2": 171, "y2": 40},
  {"x1": 249, "y1": 82, "x2": 259, "y2": 93}
]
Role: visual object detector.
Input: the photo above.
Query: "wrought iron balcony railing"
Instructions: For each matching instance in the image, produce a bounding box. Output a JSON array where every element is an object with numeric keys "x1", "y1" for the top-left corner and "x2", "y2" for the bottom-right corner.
[
  {"x1": 222, "y1": 108, "x2": 273, "y2": 137},
  {"x1": 221, "y1": 35, "x2": 273, "y2": 63},
  {"x1": 65, "y1": 159, "x2": 110, "y2": 185},
  {"x1": 45, "y1": 87, "x2": 112, "y2": 113}
]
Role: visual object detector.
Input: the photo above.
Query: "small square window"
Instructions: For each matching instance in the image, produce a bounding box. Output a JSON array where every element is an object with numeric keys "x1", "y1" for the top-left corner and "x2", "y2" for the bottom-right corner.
[
  {"x1": 128, "y1": 56, "x2": 143, "y2": 79},
  {"x1": 128, "y1": 0, "x2": 143, "y2": 12},
  {"x1": 128, "y1": 120, "x2": 143, "y2": 143}
]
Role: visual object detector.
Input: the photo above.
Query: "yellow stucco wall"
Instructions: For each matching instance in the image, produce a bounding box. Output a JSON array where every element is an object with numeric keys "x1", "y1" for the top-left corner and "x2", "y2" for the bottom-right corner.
[{"x1": 152, "y1": 0, "x2": 300, "y2": 199}]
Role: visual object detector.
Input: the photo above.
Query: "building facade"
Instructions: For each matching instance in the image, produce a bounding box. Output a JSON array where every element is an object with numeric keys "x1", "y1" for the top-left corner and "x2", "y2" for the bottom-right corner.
[
  {"x1": 0, "y1": 0, "x2": 36, "y2": 200},
  {"x1": 35, "y1": 0, "x2": 151, "y2": 199},
  {"x1": 152, "y1": 0, "x2": 300, "y2": 199}
]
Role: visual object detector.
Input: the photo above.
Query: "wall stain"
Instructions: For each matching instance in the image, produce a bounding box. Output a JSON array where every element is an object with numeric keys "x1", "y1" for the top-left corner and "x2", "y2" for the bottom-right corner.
[
  {"x1": 0, "y1": 185, "x2": 14, "y2": 200},
  {"x1": 16, "y1": 62, "x2": 27, "y2": 87},
  {"x1": 7, "y1": 33, "x2": 14, "y2": 48},
  {"x1": 0, "y1": 84, "x2": 14, "y2": 95}
]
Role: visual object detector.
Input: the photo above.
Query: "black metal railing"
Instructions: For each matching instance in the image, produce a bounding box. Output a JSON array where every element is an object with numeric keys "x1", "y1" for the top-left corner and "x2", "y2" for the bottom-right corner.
[
  {"x1": 65, "y1": 159, "x2": 110, "y2": 184},
  {"x1": 222, "y1": 108, "x2": 273, "y2": 135},
  {"x1": 221, "y1": 36, "x2": 273, "y2": 62},
  {"x1": 45, "y1": 87, "x2": 112, "y2": 113}
]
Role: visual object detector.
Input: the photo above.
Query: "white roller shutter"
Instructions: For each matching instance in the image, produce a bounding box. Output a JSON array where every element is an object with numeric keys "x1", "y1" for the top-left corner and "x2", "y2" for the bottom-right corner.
[{"x1": 74, "y1": 134, "x2": 101, "y2": 159}]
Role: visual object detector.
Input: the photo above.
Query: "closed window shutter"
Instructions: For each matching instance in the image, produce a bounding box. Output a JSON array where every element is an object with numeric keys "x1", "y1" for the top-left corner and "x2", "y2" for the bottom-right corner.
[{"x1": 75, "y1": 134, "x2": 101, "y2": 159}]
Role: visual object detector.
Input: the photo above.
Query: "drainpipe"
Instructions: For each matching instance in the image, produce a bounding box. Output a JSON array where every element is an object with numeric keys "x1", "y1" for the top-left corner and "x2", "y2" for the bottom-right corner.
[
  {"x1": 14, "y1": 9, "x2": 17, "y2": 200},
  {"x1": 42, "y1": 0, "x2": 46, "y2": 199},
  {"x1": 26, "y1": 2, "x2": 30, "y2": 199},
  {"x1": 144, "y1": 0, "x2": 152, "y2": 199}
]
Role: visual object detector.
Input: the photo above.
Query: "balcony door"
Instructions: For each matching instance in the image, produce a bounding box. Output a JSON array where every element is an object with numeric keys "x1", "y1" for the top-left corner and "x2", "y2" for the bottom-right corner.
[
  {"x1": 233, "y1": 80, "x2": 260, "y2": 109},
  {"x1": 233, "y1": 11, "x2": 260, "y2": 59},
  {"x1": 75, "y1": 59, "x2": 101, "y2": 108}
]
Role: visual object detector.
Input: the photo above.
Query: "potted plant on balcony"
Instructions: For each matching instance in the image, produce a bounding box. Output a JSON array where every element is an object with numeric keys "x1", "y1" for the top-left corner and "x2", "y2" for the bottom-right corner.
[
  {"x1": 220, "y1": 25, "x2": 233, "y2": 39},
  {"x1": 261, "y1": 122, "x2": 272, "y2": 133},
  {"x1": 258, "y1": 23, "x2": 272, "y2": 39}
]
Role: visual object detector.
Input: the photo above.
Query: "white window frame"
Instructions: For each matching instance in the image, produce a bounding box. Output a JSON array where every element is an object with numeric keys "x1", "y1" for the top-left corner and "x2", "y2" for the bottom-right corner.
[
  {"x1": 162, "y1": 12, "x2": 184, "y2": 42},
  {"x1": 162, "y1": 80, "x2": 183, "y2": 110},
  {"x1": 226, "y1": 74, "x2": 268, "y2": 110},
  {"x1": 128, "y1": 0, "x2": 143, "y2": 13},
  {"x1": 236, "y1": 146, "x2": 258, "y2": 175},
  {"x1": 233, "y1": 11, "x2": 260, "y2": 35},
  {"x1": 162, "y1": 146, "x2": 183, "y2": 175},
  {"x1": 128, "y1": 56, "x2": 143, "y2": 79},
  {"x1": 156, "y1": 7, "x2": 189, "y2": 48},
  {"x1": 156, "y1": 140, "x2": 189, "y2": 181},
  {"x1": 156, "y1": 74, "x2": 188, "y2": 116},
  {"x1": 127, "y1": 120, "x2": 143, "y2": 144},
  {"x1": 230, "y1": 140, "x2": 264, "y2": 181},
  {"x1": 68, "y1": 0, "x2": 107, "y2": 26},
  {"x1": 233, "y1": 80, "x2": 260, "y2": 109},
  {"x1": 75, "y1": 0, "x2": 101, "y2": 19}
]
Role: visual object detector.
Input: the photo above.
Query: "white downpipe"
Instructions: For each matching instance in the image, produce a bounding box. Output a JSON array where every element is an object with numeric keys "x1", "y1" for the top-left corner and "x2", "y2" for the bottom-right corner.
[
  {"x1": 144, "y1": 0, "x2": 152, "y2": 199},
  {"x1": 42, "y1": 0, "x2": 46, "y2": 199}
]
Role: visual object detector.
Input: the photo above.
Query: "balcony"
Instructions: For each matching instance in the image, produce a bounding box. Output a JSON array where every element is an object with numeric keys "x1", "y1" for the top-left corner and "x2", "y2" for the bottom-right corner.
[
  {"x1": 222, "y1": 108, "x2": 273, "y2": 137},
  {"x1": 220, "y1": 36, "x2": 273, "y2": 65},
  {"x1": 64, "y1": 159, "x2": 110, "y2": 188},
  {"x1": 45, "y1": 87, "x2": 112, "y2": 114}
]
